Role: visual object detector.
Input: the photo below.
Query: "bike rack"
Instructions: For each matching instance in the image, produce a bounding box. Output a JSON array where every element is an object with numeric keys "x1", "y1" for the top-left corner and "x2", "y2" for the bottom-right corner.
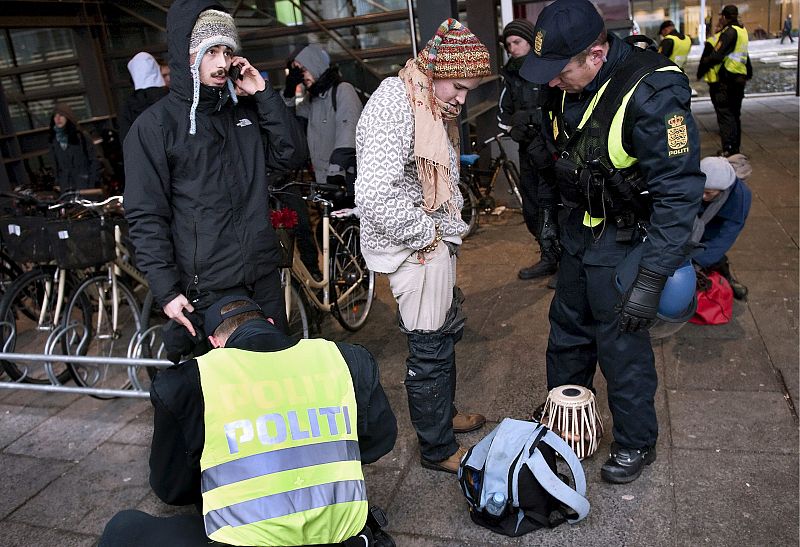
[{"x1": 0, "y1": 351, "x2": 172, "y2": 398}]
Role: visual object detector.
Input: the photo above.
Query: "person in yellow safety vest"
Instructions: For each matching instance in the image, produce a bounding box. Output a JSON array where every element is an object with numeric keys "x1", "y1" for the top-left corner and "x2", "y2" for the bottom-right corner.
[
  {"x1": 657, "y1": 20, "x2": 692, "y2": 69},
  {"x1": 697, "y1": 4, "x2": 752, "y2": 156},
  {"x1": 98, "y1": 296, "x2": 398, "y2": 547}
]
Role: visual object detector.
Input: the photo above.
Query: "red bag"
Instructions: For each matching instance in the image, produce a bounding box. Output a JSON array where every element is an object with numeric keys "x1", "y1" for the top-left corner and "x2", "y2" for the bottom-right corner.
[{"x1": 689, "y1": 271, "x2": 733, "y2": 325}]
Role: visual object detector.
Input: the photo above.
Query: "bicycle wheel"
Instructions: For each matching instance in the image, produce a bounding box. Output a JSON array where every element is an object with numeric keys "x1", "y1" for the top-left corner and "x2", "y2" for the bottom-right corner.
[
  {"x1": 0, "y1": 267, "x2": 89, "y2": 384},
  {"x1": 458, "y1": 180, "x2": 479, "y2": 238},
  {"x1": 286, "y1": 282, "x2": 310, "y2": 341},
  {"x1": 66, "y1": 275, "x2": 142, "y2": 398},
  {"x1": 129, "y1": 289, "x2": 165, "y2": 390},
  {"x1": 329, "y1": 220, "x2": 374, "y2": 331},
  {"x1": 504, "y1": 161, "x2": 524, "y2": 209},
  {"x1": 0, "y1": 250, "x2": 24, "y2": 297}
]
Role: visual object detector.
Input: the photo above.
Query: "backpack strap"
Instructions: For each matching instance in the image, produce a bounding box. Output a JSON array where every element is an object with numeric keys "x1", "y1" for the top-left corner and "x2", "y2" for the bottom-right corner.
[
  {"x1": 525, "y1": 430, "x2": 590, "y2": 523},
  {"x1": 511, "y1": 423, "x2": 547, "y2": 508},
  {"x1": 480, "y1": 419, "x2": 537, "y2": 510}
]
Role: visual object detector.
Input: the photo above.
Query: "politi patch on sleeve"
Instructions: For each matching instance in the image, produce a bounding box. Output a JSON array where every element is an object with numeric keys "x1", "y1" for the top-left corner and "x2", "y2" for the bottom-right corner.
[{"x1": 665, "y1": 112, "x2": 689, "y2": 157}]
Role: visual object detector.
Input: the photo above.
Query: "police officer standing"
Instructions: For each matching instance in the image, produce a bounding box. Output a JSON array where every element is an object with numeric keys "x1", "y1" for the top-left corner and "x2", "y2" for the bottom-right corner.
[
  {"x1": 657, "y1": 20, "x2": 692, "y2": 70},
  {"x1": 521, "y1": 0, "x2": 704, "y2": 483},
  {"x1": 497, "y1": 19, "x2": 560, "y2": 281},
  {"x1": 697, "y1": 5, "x2": 752, "y2": 156}
]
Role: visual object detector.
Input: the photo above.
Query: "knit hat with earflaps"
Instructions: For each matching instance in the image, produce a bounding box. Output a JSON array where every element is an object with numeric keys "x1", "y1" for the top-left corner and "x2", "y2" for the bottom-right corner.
[
  {"x1": 415, "y1": 19, "x2": 492, "y2": 80},
  {"x1": 188, "y1": 8, "x2": 240, "y2": 134}
]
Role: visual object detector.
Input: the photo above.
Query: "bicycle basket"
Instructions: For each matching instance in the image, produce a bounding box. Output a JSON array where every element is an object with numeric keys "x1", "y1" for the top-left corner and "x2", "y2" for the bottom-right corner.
[
  {"x1": 47, "y1": 217, "x2": 117, "y2": 269},
  {"x1": 0, "y1": 216, "x2": 52, "y2": 263},
  {"x1": 275, "y1": 227, "x2": 295, "y2": 268}
]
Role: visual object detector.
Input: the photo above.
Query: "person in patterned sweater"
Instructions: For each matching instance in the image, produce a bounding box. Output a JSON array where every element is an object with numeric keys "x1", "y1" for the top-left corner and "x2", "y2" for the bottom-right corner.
[{"x1": 354, "y1": 19, "x2": 492, "y2": 474}]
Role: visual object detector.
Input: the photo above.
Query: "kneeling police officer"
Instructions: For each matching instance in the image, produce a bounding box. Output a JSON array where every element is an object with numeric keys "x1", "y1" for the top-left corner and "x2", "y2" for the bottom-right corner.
[
  {"x1": 100, "y1": 296, "x2": 397, "y2": 546},
  {"x1": 521, "y1": 0, "x2": 704, "y2": 483}
]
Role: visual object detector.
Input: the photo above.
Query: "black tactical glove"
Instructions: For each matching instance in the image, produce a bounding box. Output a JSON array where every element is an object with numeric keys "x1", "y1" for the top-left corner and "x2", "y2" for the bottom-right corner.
[
  {"x1": 538, "y1": 207, "x2": 559, "y2": 242},
  {"x1": 283, "y1": 65, "x2": 304, "y2": 98},
  {"x1": 617, "y1": 266, "x2": 667, "y2": 333},
  {"x1": 161, "y1": 311, "x2": 206, "y2": 364}
]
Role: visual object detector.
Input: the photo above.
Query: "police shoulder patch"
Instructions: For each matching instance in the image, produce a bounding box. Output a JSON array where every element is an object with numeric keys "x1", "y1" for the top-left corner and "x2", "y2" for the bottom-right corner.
[{"x1": 665, "y1": 112, "x2": 689, "y2": 157}]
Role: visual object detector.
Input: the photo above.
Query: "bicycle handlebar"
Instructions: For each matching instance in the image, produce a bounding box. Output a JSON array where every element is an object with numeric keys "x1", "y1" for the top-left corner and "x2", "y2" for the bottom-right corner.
[{"x1": 48, "y1": 195, "x2": 123, "y2": 211}]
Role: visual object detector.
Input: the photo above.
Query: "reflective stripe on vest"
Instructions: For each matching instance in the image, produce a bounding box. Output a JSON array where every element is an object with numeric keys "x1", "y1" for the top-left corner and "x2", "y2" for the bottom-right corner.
[
  {"x1": 197, "y1": 341, "x2": 367, "y2": 547},
  {"x1": 662, "y1": 34, "x2": 692, "y2": 69},
  {"x1": 567, "y1": 64, "x2": 683, "y2": 169},
  {"x1": 723, "y1": 25, "x2": 749, "y2": 75}
]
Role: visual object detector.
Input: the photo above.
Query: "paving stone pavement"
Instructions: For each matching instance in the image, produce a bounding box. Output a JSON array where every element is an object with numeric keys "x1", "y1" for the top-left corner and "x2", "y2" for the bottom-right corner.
[{"x1": 0, "y1": 94, "x2": 797, "y2": 547}]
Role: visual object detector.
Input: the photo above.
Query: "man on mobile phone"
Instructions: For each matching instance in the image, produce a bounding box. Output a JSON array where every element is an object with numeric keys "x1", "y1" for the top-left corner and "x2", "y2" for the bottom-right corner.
[{"x1": 124, "y1": 0, "x2": 307, "y2": 360}]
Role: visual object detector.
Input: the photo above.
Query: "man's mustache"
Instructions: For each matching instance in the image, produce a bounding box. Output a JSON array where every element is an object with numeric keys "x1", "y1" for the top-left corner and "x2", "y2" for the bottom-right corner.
[{"x1": 210, "y1": 68, "x2": 227, "y2": 78}]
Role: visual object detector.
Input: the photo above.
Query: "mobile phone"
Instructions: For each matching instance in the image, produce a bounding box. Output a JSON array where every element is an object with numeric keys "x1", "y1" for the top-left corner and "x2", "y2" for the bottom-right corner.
[{"x1": 229, "y1": 64, "x2": 243, "y2": 82}]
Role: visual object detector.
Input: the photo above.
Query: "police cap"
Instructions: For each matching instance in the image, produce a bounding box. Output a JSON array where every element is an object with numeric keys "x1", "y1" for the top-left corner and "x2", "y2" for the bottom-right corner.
[
  {"x1": 520, "y1": 0, "x2": 605, "y2": 84},
  {"x1": 204, "y1": 295, "x2": 263, "y2": 336}
]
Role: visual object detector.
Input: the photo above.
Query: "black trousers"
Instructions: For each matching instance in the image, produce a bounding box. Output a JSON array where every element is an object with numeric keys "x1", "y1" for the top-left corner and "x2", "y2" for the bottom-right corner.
[
  {"x1": 99, "y1": 510, "x2": 375, "y2": 547},
  {"x1": 190, "y1": 268, "x2": 288, "y2": 333},
  {"x1": 517, "y1": 141, "x2": 541, "y2": 239},
  {"x1": 546, "y1": 245, "x2": 658, "y2": 449},
  {"x1": 709, "y1": 79, "x2": 745, "y2": 155}
]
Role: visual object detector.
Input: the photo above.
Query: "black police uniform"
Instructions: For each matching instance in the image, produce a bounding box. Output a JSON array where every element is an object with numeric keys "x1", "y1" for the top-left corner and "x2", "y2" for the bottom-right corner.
[{"x1": 543, "y1": 36, "x2": 704, "y2": 452}]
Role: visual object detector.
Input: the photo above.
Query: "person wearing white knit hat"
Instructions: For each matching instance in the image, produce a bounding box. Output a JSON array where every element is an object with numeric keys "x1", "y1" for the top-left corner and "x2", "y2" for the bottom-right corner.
[
  {"x1": 692, "y1": 156, "x2": 752, "y2": 299},
  {"x1": 123, "y1": 0, "x2": 308, "y2": 360}
]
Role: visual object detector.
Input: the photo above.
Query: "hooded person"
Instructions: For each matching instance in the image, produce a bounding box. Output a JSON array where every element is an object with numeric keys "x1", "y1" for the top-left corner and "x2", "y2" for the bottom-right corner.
[
  {"x1": 48, "y1": 102, "x2": 102, "y2": 192},
  {"x1": 123, "y1": 0, "x2": 308, "y2": 360},
  {"x1": 497, "y1": 18, "x2": 561, "y2": 282},
  {"x1": 691, "y1": 156, "x2": 751, "y2": 299},
  {"x1": 118, "y1": 52, "x2": 169, "y2": 143},
  {"x1": 355, "y1": 18, "x2": 492, "y2": 475},
  {"x1": 284, "y1": 43, "x2": 361, "y2": 193}
]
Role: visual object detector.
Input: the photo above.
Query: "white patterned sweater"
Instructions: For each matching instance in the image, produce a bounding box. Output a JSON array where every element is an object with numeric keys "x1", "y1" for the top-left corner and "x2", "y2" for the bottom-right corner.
[{"x1": 354, "y1": 77, "x2": 466, "y2": 274}]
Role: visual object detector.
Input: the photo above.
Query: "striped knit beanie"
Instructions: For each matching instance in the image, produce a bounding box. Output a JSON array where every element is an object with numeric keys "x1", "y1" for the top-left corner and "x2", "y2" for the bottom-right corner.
[
  {"x1": 189, "y1": 9, "x2": 239, "y2": 55},
  {"x1": 188, "y1": 9, "x2": 240, "y2": 135},
  {"x1": 502, "y1": 19, "x2": 535, "y2": 44},
  {"x1": 416, "y1": 19, "x2": 492, "y2": 80}
]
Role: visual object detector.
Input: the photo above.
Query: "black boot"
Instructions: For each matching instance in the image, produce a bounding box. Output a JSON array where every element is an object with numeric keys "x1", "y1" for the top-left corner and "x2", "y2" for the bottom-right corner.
[
  {"x1": 519, "y1": 250, "x2": 558, "y2": 279},
  {"x1": 600, "y1": 442, "x2": 656, "y2": 484}
]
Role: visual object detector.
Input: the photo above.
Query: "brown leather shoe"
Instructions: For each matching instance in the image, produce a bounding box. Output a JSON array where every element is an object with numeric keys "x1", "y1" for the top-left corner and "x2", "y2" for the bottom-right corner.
[
  {"x1": 420, "y1": 446, "x2": 467, "y2": 474},
  {"x1": 452, "y1": 412, "x2": 486, "y2": 433}
]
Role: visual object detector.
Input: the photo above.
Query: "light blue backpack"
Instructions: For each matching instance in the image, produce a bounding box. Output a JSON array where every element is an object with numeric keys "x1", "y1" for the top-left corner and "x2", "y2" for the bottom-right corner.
[{"x1": 458, "y1": 418, "x2": 590, "y2": 536}]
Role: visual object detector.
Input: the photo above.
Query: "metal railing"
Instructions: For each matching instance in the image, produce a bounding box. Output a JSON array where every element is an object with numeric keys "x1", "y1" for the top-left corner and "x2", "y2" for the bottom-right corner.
[{"x1": 0, "y1": 351, "x2": 171, "y2": 399}]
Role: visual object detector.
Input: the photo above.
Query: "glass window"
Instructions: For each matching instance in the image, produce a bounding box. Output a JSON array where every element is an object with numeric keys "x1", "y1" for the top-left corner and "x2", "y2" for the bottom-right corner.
[
  {"x1": 26, "y1": 99, "x2": 55, "y2": 128},
  {"x1": 8, "y1": 28, "x2": 77, "y2": 66},
  {"x1": 1, "y1": 76, "x2": 21, "y2": 95},
  {"x1": 19, "y1": 65, "x2": 82, "y2": 93},
  {"x1": 7, "y1": 103, "x2": 30, "y2": 132}
]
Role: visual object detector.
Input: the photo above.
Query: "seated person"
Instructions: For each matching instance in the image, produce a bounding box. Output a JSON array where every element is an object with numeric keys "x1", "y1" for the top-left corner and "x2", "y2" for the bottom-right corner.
[
  {"x1": 693, "y1": 156, "x2": 752, "y2": 299},
  {"x1": 99, "y1": 296, "x2": 397, "y2": 547}
]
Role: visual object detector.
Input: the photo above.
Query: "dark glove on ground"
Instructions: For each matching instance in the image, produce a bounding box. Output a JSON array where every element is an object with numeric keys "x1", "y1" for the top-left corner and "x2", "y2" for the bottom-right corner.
[
  {"x1": 283, "y1": 65, "x2": 304, "y2": 98},
  {"x1": 161, "y1": 311, "x2": 205, "y2": 364},
  {"x1": 617, "y1": 266, "x2": 667, "y2": 333}
]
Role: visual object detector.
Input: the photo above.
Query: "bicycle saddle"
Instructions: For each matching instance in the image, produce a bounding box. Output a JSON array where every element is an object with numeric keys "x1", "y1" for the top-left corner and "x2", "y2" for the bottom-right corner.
[{"x1": 460, "y1": 154, "x2": 480, "y2": 166}]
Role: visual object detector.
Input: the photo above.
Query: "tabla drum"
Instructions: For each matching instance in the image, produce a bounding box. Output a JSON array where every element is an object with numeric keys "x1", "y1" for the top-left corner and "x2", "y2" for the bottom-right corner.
[{"x1": 542, "y1": 385, "x2": 603, "y2": 460}]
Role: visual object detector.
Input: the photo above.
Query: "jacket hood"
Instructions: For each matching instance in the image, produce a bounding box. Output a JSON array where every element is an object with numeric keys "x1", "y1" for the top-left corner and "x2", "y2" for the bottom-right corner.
[
  {"x1": 53, "y1": 102, "x2": 79, "y2": 127},
  {"x1": 127, "y1": 52, "x2": 166, "y2": 90},
  {"x1": 166, "y1": 0, "x2": 224, "y2": 101},
  {"x1": 295, "y1": 44, "x2": 330, "y2": 80}
]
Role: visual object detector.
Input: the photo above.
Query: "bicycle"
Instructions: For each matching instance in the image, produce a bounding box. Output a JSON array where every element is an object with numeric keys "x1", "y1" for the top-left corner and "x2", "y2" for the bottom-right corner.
[
  {"x1": 459, "y1": 133, "x2": 524, "y2": 237},
  {"x1": 59, "y1": 196, "x2": 149, "y2": 398},
  {"x1": 270, "y1": 181, "x2": 375, "y2": 334},
  {"x1": 0, "y1": 192, "x2": 102, "y2": 384}
]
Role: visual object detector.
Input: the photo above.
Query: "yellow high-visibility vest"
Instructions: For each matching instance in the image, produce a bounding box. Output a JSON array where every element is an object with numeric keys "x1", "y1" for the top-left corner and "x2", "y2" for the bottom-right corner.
[
  {"x1": 722, "y1": 25, "x2": 749, "y2": 75},
  {"x1": 660, "y1": 33, "x2": 692, "y2": 69},
  {"x1": 703, "y1": 32, "x2": 722, "y2": 83},
  {"x1": 197, "y1": 340, "x2": 367, "y2": 546}
]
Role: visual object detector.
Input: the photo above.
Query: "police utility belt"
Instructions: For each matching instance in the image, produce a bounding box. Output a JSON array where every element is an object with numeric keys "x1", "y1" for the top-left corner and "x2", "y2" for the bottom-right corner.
[{"x1": 553, "y1": 152, "x2": 650, "y2": 243}]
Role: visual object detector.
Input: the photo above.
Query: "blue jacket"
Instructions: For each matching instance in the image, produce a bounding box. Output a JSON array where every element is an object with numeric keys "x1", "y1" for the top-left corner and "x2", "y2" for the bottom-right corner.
[{"x1": 696, "y1": 177, "x2": 751, "y2": 267}]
